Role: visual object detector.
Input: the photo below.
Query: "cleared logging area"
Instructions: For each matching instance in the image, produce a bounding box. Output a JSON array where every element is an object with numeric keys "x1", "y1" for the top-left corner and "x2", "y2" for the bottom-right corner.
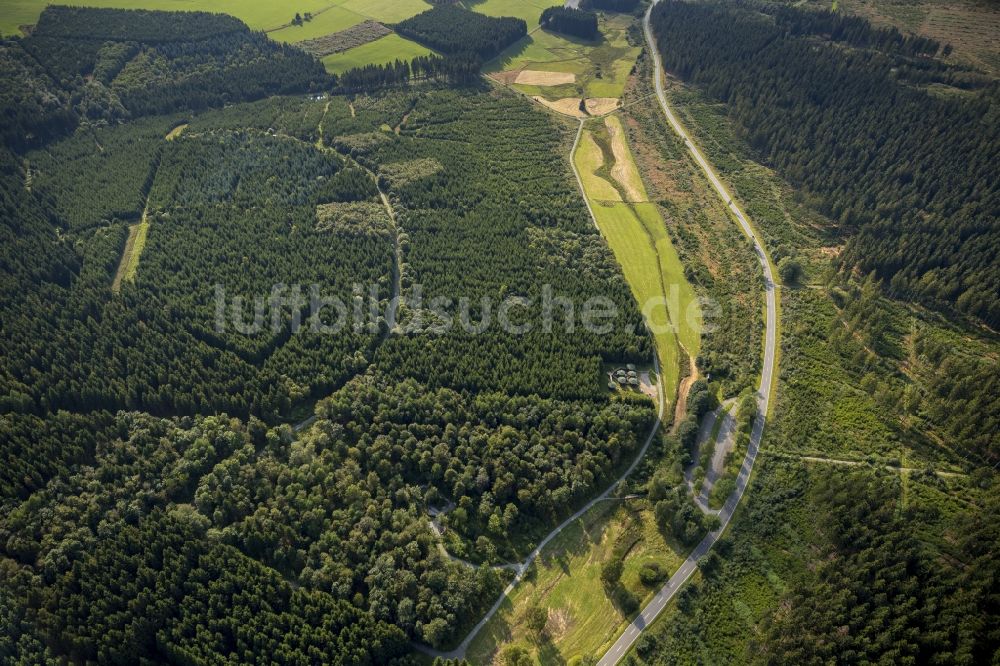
[
  {"x1": 296, "y1": 20, "x2": 391, "y2": 58},
  {"x1": 111, "y1": 214, "x2": 149, "y2": 293}
]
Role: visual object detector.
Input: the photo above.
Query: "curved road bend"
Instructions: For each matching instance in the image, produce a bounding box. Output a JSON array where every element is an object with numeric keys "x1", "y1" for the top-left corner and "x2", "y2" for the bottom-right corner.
[{"x1": 597, "y1": 2, "x2": 779, "y2": 664}]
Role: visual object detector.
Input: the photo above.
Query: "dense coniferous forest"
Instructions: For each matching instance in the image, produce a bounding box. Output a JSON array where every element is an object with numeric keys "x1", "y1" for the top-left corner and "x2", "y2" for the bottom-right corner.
[
  {"x1": 334, "y1": 90, "x2": 651, "y2": 400},
  {"x1": 334, "y1": 54, "x2": 484, "y2": 92},
  {"x1": 580, "y1": 0, "x2": 641, "y2": 12},
  {"x1": 540, "y1": 7, "x2": 600, "y2": 40},
  {"x1": 2, "y1": 116, "x2": 390, "y2": 421},
  {"x1": 27, "y1": 116, "x2": 175, "y2": 229},
  {"x1": 4, "y1": 1, "x2": 994, "y2": 661},
  {"x1": 0, "y1": 414, "x2": 412, "y2": 663},
  {"x1": 0, "y1": 5, "x2": 659, "y2": 655},
  {"x1": 0, "y1": 6, "x2": 325, "y2": 149},
  {"x1": 650, "y1": 0, "x2": 1000, "y2": 326},
  {"x1": 31, "y1": 5, "x2": 250, "y2": 42},
  {"x1": 395, "y1": 5, "x2": 528, "y2": 59}
]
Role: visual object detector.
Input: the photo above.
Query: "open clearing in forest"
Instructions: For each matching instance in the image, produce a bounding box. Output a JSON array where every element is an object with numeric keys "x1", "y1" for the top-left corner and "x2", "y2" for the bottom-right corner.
[
  {"x1": 592, "y1": 201, "x2": 681, "y2": 397},
  {"x1": 164, "y1": 123, "x2": 188, "y2": 141},
  {"x1": 526, "y1": 96, "x2": 621, "y2": 119},
  {"x1": 111, "y1": 213, "x2": 149, "y2": 293},
  {"x1": 322, "y1": 33, "x2": 432, "y2": 74},
  {"x1": 586, "y1": 97, "x2": 620, "y2": 115},
  {"x1": 515, "y1": 69, "x2": 576, "y2": 86},
  {"x1": 574, "y1": 128, "x2": 621, "y2": 202},
  {"x1": 830, "y1": 0, "x2": 1000, "y2": 75},
  {"x1": 532, "y1": 96, "x2": 586, "y2": 118},
  {"x1": 605, "y1": 115, "x2": 647, "y2": 202},
  {"x1": 486, "y1": 12, "x2": 641, "y2": 98},
  {"x1": 466, "y1": 501, "x2": 684, "y2": 665},
  {"x1": 291, "y1": 19, "x2": 390, "y2": 57},
  {"x1": 573, "y1": 117, "x2": 702, "y2": 394}
]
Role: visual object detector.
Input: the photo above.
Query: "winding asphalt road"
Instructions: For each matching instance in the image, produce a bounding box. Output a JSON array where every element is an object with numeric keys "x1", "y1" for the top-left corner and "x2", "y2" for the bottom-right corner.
[{"x1": 596, "y1": 2, "x2": 779, "y2": 664}]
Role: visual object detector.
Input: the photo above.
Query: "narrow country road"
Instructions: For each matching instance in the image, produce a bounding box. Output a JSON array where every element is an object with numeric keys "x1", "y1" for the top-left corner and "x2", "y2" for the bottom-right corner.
[{"x1": 596, "y1": 2, "x2": 780, "y2": 664}]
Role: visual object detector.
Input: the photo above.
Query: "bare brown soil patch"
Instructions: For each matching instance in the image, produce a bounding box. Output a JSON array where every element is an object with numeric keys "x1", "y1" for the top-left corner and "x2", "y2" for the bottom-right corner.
[
  {"x1": 515, "y1": 69, "x2": 576, "y2": 86},
  {"x1": 532, "y1": 96, "x2": 586, "y2": 118},
  {"x1": 671, "y1": 356, "x2": 698, "y2": 432},
  {"x1": 638, "y1": 371, "x2": 658, "y2": 401},
  {"x1": 546, "y1": 607, "x2": 573, "y2": 642},
  {"x1": 584, "y1": 97, "x2": 619, "y2": 115},
  {"x1": 489, "y1": 69, "x2": 522, "y2": 85}
]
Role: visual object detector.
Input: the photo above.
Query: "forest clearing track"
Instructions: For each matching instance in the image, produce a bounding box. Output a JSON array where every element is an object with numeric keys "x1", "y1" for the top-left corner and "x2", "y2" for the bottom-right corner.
[{"x1": 291, "y1": 113, "x2": 402, "y2": 432}]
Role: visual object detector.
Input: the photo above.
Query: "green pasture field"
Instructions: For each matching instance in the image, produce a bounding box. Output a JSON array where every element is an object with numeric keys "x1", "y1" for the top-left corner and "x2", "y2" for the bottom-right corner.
[
  {"x1": 633, "y1": 201, "x2": 700, "y2": 359},
  {"x1": 267, "y1": 6, "x2": 365, "y2": 42},
  {"x1": 604, "y1": 114, "x2": 647, "y2": 200},
  {"x1": 467, "y1": 0, "x2": 550, "y2": 25},
  {"x1": 0, "y1": 0, "x2": 333, "y2": 34},
  {"x1": 591, "y1": 200, "x2": 680, "y2": 399},
  {"x1": 576, "y1": 128, "x2": 622, "y2": 201},
  {"x1": 1, "y1": 0, "x2": 435, "y2": 60},
  {"x1": 321, "y1": 32, "x2": 432, "y2": 74},
  {"x1": 111, "y1": 217, "x2": 149, "y2": 293},
  {"x1": 0, "y1": 0, "x2": 436, "y2": 35}
]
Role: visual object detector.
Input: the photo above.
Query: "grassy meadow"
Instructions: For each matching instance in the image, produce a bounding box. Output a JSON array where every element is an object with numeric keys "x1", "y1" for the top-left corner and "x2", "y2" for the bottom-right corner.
[
  {"x1": 1, "y1": 0, "x2": 334, "y2": 34},
  {"x1": 467, "y1": 0, "x2": 550, "y2": 25},
  {"x1": 111, "y1": 217, "x2": 149, "y2": 293},
  {"x1": 574, "y1": 115, "x2": 702, "y2": 402},
  {"x1": 466, "y1": 501, "x2": 685, "y2": 665},
  {"x1": 591, "y1": 201, "x2": 680, "y2": 400},
  {"x1": 322, "y1": 33, "x2": 432, "y2": 74},
  {"x1": 267, "y1": 6, "x2": 366, "y2": 42}
]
